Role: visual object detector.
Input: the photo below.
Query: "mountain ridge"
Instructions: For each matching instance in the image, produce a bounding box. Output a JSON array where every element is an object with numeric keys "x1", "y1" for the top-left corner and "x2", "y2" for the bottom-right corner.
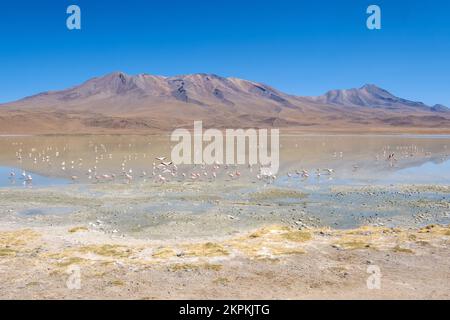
[{"x1": 1, "y1": 72, "x2": 449, "y2": 134}]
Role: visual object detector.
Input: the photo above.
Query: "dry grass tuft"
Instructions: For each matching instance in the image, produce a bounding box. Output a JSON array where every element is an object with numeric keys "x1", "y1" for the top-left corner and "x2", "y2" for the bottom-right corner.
[
  {"x1": 68, "y1": 226, "x2": 89, "y2": 233},
  {"x1": 183, "y1": 242, "x2": 229, "y2": 257}
]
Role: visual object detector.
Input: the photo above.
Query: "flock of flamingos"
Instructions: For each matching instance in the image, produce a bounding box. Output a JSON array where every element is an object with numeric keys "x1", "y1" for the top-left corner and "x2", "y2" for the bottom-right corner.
[{"x1": 5, "y1": 141, "x2": 437, "y2": 188}]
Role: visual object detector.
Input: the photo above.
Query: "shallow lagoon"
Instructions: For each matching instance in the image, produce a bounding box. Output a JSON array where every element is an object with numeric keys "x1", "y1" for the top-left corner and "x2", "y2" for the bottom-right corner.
[
  {"x1": 0, "y1": 134, "x2": 449, "y2": 187},
  {"x1": 0, "y1": 134, "x2": 449, "y2": 235}
]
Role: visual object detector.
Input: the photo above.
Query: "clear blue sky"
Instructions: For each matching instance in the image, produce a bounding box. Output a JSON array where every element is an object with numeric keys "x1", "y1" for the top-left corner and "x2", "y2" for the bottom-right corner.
[{"x1": 1, "y1": 0, "x2": 449, "y2": 106}]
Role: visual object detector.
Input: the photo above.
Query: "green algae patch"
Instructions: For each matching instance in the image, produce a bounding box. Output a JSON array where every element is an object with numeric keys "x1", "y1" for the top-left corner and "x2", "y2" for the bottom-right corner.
[{"x1": 183, "y1": 242, "x2": 229, "y2": 257}]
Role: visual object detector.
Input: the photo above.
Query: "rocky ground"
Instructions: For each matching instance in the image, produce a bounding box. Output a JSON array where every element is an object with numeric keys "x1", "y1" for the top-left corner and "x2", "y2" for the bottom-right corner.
[
  {"x1": 0, "y1": 182, "x2": 449, "y2": 299},
  {"x1": 0, "y1": 223, "x2": 449, "y2": 299}
]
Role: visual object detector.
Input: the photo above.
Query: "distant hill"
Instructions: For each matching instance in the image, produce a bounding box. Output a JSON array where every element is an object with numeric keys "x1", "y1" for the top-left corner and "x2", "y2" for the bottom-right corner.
[{"x1": 1, "y1": 72, "x2": 449, "y2": 134}]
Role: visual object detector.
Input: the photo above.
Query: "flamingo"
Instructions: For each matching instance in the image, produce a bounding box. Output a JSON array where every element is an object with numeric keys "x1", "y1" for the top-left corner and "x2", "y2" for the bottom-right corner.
[
  {"x1": 125, "y1": 173, "x2": 133, "y2": 184},
  {"x1": 25, "y1": 175, "x2": 33, "y2": 184}
]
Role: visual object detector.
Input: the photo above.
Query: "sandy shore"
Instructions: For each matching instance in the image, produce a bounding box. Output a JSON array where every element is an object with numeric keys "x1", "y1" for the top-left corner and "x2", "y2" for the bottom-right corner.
[
  {"x1": 0, "y1": 181, "x2": 449, "y2": 299},
  {"x1": 1, "y1": 222, "x2": 449, "y2": 299}
]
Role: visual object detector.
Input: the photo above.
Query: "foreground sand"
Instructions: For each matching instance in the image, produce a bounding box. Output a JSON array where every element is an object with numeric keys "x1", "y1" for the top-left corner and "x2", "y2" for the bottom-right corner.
[
  {"x1": 1, "y1": 223, "x2": 449, "y2": 299},
  {"x1": 0, "y1": 182, "x2": 449, "y2": 299}
]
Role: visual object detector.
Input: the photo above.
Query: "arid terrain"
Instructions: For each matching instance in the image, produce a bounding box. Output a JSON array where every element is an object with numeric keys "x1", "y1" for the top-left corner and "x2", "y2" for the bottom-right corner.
[
  {"x1": 0, "y1": 118, "x2": 449, "y2": 300},
  {"x1": 1, "y1": 72, "x2": 449, "y2": 134},
  {"x1": 1, "y1": 0, "x2": 450, "y2": 302},
  {"x1": 1, "y1": 201, "x2": 449, "y2": 299},
  {"x1": 0, "y1": 180, "x2": 449, "y2": 299}
]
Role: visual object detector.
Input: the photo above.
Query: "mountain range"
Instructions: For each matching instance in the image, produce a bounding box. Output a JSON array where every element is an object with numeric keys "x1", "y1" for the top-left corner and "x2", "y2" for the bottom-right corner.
[{"x1": 1, "y1": 72, "x2": 449, "y2": 134}]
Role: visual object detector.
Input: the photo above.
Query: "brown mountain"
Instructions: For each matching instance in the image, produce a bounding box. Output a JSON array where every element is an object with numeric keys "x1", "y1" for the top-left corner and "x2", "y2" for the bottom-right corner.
[{"x1": 1, "y1": 72, "x2": 449, "y2": 134}]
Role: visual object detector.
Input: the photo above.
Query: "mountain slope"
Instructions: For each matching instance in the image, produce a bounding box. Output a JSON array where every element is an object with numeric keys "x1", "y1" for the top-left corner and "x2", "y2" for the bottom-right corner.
[
  {"x1": 12, "y1": 72, "x2": 299, "y2": 111},
  {"x1": 309, "y1": 84, "x2": 442, "y2": 112},
  {"x1": 1, "y1": 72, "x2": 449, "y2": 134}
]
